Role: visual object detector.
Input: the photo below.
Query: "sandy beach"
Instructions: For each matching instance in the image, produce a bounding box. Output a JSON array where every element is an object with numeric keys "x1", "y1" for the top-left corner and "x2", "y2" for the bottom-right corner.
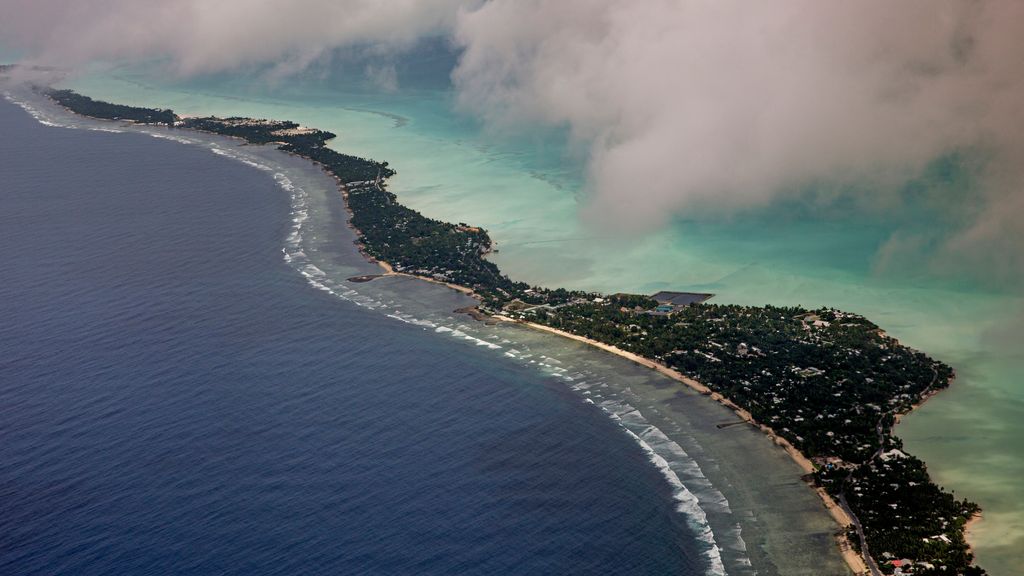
[
  {"x1": 18, "y1": 83, "x2": 878, "y2": 574},
  {"x1": 966, "y1": 512, "x2": 983, "y2": 559},
  {"x1": 493, "y1": 315, "x2": 871, "y2": 576},
  {"x1": 333, "y1": 167, "x2": 872, "y2": 574}
]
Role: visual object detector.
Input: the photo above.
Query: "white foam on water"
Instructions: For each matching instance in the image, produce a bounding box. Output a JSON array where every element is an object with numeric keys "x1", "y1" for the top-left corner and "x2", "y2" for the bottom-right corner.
[
  {"x1": 559, "y1": 370, "x2": 752, "y2": 575},
  {"x1": 722, "y1": 523, "x2": 753, "y2": 563},
  {"x1": 271, "y1": 167, "x2": 381, "y2": 311},
  {"x1": 7, "y1": 89, "x2": 414, "y2": 324},
  {"x1": 210, "y1": 146, "x2": 273, "y2": 172},
  {"x1": 266, "y1": 170, "x2": 748, "y2": 574},
  {"x1": 409, "y1": 318, "x2": 438, "y2": 329},
  {"x1": 146, "y1": 131, "x2": 195, "y2": 145},
  {"x1": 441, "y1": 329, "x2": 503, "y2": 349},
  {"x1": 620, "y1": 424, "x2": 728, "y2": 576},
  {"x1": 603, "y1": 402, "x2": 723, "y2": 513},
  {"x1": 486, "y1": 341, "x2": 739, "y2": 575},
  {"x1": 635, "y1": 419, "x2": 732, "y2": 515},
  {"x1": 6, "y1": 94, "x2": 65, "y2": 127},
  {"x1": 15, "y1": 95, "x2": 751, "y2": 575}
]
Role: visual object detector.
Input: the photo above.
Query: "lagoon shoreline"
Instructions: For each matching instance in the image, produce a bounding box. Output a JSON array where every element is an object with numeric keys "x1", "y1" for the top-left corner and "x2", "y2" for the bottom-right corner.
[
  {"x1": 296, "y1": 122, "x2": 981, "y2": 576},
  {"x1": 6, "y1": 75, "x2": 986, "y2": 575},
  {"x1": 1, "y1": 82, "x2": 847, "y2": 575},
  {"x1": 178, "y1": 98, "x2": 873, "y2": 575},
  {"x1": 497, "y1": 316, "x2": 871, "y2": 575},
  {"x1": 0, "y1": 95, "x2": 736, "y2": 576}
]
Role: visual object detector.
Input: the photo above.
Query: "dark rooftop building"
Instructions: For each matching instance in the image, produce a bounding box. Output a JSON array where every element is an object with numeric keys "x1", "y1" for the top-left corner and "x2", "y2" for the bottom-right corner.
[{"x1": 650, "y1": 291, "x2": 714, "y2": 306}]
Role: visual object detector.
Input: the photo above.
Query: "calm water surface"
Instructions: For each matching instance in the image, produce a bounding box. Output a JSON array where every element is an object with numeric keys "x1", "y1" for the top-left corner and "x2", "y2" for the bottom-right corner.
[
  {"x1": 61, "y1": 61, "x2": 1024, "y2": 574},
  {"x1": 0, "y1": 99, "x2": 709, "y2": 575}
]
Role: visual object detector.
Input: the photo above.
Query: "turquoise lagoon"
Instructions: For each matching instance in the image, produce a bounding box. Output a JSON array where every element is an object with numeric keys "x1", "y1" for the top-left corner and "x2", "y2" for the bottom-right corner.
[{"x1": 64, "y1": 63, "x2": 1023, "y2": 575}]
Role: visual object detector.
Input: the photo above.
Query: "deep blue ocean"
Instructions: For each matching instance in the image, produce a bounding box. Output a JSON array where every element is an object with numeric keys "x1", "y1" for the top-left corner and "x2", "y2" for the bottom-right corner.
[{"x1": 0, "y1": 100, "x2": 704, "y2": 574}]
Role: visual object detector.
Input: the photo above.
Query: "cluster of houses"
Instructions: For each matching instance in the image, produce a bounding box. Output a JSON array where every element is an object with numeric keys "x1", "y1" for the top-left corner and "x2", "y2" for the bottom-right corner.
[
  {"x1": 881, "y1": 553, "x2": 941, "y2": 574},
  {"x1": 499, "y1": 290, "x2": 715, "y2": 318}
]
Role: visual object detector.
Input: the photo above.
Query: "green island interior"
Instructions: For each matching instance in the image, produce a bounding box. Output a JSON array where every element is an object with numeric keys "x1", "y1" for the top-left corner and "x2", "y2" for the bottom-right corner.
[{"x1": 44, "y1": 87, "x2": 987, "y2": 576}]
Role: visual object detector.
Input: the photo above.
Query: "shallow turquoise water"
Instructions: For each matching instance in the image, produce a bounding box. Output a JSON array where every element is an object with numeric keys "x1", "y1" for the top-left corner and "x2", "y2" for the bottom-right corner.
[
  {"x1": 63, "y1": 64, "x2": 1023, "y2": 575},
  {"x1": 1, "y1": 95, "x2": 722, "y2": 576}
]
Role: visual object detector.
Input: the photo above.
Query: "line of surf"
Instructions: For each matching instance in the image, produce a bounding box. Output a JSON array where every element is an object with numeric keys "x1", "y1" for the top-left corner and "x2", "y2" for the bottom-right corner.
[{"x1": 5, "y1": 89, "x2": 750, "y2": 576}]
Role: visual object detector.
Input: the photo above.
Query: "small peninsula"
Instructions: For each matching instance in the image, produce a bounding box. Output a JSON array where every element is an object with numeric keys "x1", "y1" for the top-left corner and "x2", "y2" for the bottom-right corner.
[{"x1": 44, "y1": 87, "x2": 986, "y2": 576}]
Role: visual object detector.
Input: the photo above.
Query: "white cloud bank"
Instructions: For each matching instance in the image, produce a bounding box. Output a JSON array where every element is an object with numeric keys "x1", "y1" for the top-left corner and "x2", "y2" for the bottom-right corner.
[
  {"x1": 452, "y1": 0, "x2": 1024, "y2": 282},
  {"x1": 3, "y1": 0, "x2": 1023, "y2": 283},
  {"x1": 0, "y1": 0, "x2": 472, "y2": 75}
]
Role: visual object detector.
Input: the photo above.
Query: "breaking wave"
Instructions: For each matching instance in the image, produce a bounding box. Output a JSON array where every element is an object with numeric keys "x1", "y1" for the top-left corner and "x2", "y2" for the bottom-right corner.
[
  {"x1": 263, "y1": 140, "x2": 749, "y2": 575},
  {"x1": 11, "y1": 92, "x2": 753, "y2": 575}
]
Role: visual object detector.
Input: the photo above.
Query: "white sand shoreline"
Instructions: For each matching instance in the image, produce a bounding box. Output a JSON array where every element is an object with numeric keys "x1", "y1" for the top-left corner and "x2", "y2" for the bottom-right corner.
[
  {"x1": 492, "y1": 315, "x2": 870, "y2": 575},
  {"x1": 14, "y1": 82, "x2": 896, "y2": 575}
]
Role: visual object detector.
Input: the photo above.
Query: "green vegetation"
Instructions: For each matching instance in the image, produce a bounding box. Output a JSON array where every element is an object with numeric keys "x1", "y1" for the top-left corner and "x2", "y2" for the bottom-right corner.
[
  {"x1": 46, "y1": 87, "x2": 985, "y2": 576},
  {"x1": 47, "y1": 89, "x2": 175, "y2": 125},
  {"x1": 527, "y1": 299, "x2": 980, "y2": 573},
  {"x1": 822, "y1": 454, "x2": 984, "y2": 575},
  {"x1": 530, "y1": 304, "x2": 942, "y2": 461}
]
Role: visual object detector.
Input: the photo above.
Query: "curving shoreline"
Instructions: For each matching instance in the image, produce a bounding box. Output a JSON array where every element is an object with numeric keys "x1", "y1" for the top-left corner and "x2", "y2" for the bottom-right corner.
[
  {"x1": 496, "y1": 315, "x2": 871, "y2": 576},
  {"x1": 18, "y1": 78, "x2": 986, "y2": 576},
  {"x1": 334, "y1": 142, "x2": 973, "y2": 576}
]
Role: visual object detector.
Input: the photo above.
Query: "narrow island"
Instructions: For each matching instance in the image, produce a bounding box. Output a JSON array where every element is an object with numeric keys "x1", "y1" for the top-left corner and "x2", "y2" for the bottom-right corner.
[{"x1": 43, "y1": 87, "x2": 986, "y2": 576}]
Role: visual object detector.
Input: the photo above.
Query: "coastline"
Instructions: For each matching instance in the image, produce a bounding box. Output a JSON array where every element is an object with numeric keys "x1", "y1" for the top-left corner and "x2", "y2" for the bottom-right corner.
[
  {"x1": 495, "y1": 315, "x2": 871, "y2": 576},
  {"x1": 26, "y1": 91, "x2": 893, "y2": 575},
  {"x1": 334, "y1": 179, "x2": 478, "y2": 297},
  {"x1": 893, "y1": 385, "x2": 946, "y2": 427},
  {"x1": 966, "y1": 512, "x2": 983, "y2": 559},
  {"x1": 232, "y1": 113, "x2": 874, "y2": 573},
  {"x1": 16, "y1": 80, "x2": 986, "y2": 575},
  {"x1": 0, "y1": 94, "x2": 734, "y2": 576}
]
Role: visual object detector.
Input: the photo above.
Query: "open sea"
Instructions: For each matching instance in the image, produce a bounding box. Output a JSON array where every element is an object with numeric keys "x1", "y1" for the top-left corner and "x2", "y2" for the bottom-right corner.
[
  {"x1": 1, "y1": 73, "x2": 875, "y2": 575},
  {"x1": 0, "y1": 98, "x2": 707, "y2": 575},
  {"x1": 51, "y1": 52, "x2": 1024, "y2": 575},
  {"x1": 7, "y1": 38, "x2": 1022, "y2": 572}
]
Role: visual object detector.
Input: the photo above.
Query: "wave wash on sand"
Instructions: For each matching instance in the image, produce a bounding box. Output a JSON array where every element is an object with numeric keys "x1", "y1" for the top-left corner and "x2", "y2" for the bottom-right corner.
[{"x1": 13, "y1": 73, "x2": 986, "y2": 576}]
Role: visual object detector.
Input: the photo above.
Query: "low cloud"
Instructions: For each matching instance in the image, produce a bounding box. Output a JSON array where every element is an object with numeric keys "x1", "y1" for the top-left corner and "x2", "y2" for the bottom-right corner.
[
  {"x1": 364, "y1": 63, "x2": 399, "y2": 93},
  {"x1": 3, "y1": 0, "x2": 1023, "y2": 285},
  {"x1": 451, "y1": 0, "x2": 1024, "y2": 285},
  {"x1": 0, "y1": 0, "x2": 472, "y2": 76}
]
